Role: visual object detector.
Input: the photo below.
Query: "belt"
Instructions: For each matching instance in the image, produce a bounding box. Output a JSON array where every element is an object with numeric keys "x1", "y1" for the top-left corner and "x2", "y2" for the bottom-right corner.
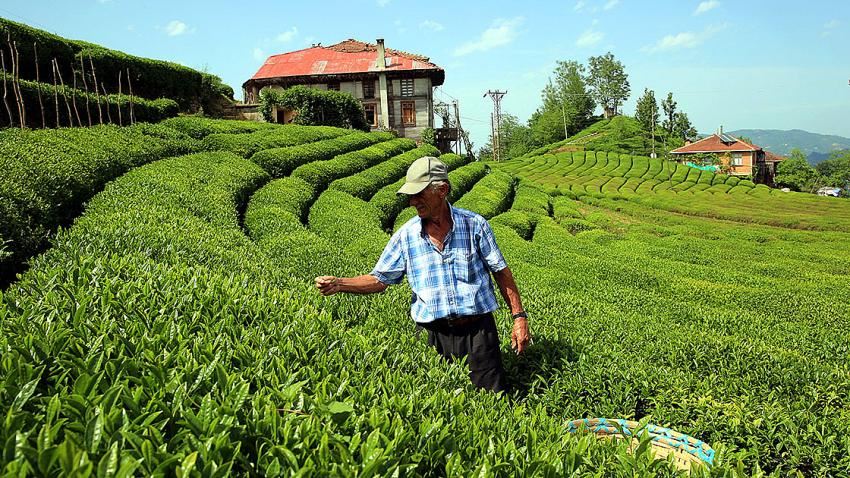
[{"x1": 442, "y1": 312, "x2": 490, "y2": 328}]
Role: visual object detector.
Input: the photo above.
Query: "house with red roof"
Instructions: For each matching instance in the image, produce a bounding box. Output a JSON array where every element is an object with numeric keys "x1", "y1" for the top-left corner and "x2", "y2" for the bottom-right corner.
[
  {"x1": 243, "y1": 39, "x2": 445, "y2": 141},
  {"x1": 670, "y1": 128, "x2": 784, "y2": 184}
]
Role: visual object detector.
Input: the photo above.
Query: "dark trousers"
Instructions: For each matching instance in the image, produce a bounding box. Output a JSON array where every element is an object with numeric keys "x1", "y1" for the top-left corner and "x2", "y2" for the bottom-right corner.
[{"x1": 420, "y1": 312, "x2": 508, "y2": 393}]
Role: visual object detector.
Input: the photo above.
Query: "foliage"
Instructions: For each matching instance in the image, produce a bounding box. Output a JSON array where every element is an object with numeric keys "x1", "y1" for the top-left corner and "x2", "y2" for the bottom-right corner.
[
  {"x1": 0, "y1": 73, "x2": 179, "y2": 128},
  {"x1": 259, "y1": 86, "x2": 370, "y2": 131},
  {"x1": 672, "y1": 112, "x2": 698, "y2": 143},
  {"x1": 661, "y1": 92, "x2": 677, "y2": 136},
  {"x1": 200, "y1": 125, "x2": 350, "y2": 158},
  {"x1": 815, "y1": 150, "x2": 850, "y2": 190},
  {"x1": 250, "y1": 131, "x2": 394, "y2": 177},
  {"x1": 530, "y1": 60, "x2": 595, "y2": 145},
  {"x1": 775, "y1": 148, "x2": 822, "y2": 192},
  {"x1": 161, "y1": 116, "x2": 276, "y2": 139},
  {"x1": 634, "y1": 88, "x2": 659, "y2": 133},
  {"x1": 329, "y1": 144, "x2": 440, "y2": 200},
  {"x1": 0, "y1": 17, "x2": 231, "y2": 111},
  {"x1": 420, "y1": 127, "x2": 436, "y2": 146},
  {"x1": 586, "y1": 52, "x2": 630, "y2": 117}
]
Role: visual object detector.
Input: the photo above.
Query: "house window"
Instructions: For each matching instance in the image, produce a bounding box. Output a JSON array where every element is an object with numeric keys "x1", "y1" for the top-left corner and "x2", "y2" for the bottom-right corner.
[
  {"x1": 364, "y1": 103, "x2": 377, "y2": 127},
  {"x1": 362, "y1": 80, "x2": 375, "y2": 98},
  {"x1": 732, "y1": 153, "x2": 743, "y2": 166},
  {"x1": 327, "y1": 82, "x2": 340, "y2": 91},
  {"x1": 400, "y1": 78, "x2": 414, "y2": 97},
  {"x1": 401, "y1": 101, "x2": 416, "y2": 126}
]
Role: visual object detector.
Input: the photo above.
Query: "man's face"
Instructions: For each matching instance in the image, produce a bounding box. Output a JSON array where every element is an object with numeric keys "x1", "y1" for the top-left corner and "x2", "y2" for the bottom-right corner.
[{"x1": 408, "y1": 183, "x2": 447, "y2": 220}]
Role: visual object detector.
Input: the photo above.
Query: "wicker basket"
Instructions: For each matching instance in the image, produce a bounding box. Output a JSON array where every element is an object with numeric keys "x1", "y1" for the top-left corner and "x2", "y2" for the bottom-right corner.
[{"x1": 567, "y1": 418, "x2": 715, "y2": 471}]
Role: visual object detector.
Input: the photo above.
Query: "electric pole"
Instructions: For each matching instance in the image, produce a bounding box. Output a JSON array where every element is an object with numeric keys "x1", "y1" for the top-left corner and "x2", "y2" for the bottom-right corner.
[{"x1": 484, "y1": 89, "x2": 507, "y2": 161}]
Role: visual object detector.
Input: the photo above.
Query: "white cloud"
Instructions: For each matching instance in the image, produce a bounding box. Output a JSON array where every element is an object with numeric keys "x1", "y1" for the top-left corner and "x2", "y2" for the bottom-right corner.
[
  {"x1": 377, "y1": 0, "x2": 391, "y2": 6},
  {"x1": 276, "y1": 27, "x2": 298, "y2": 43},
  {"x1": 604, "y1": 0, "x2": 619, "y2": 10},
  {"x1": 253, "y1": 48, "x2": 266, "y2": 62},
  {"x1": 822, "y1": 19, "x2": 840, "y2": 37},
  {"x1": 165, "y1": 20, "x2": 189, "y2": 37},
  {"x1": 644, "y1": 23, "x2": 726, "y2": 52},
  {"x1": 694, "y1": 1, "x2": 719, "y2": 15},
  {"x1": 574, "y1": 1, "x2": 587, "y2": 11},
  {"x1": 454, "y1": 17, "x2": 523, "y2": 56},
  {"x1": 420, "y1": 20, "x2": 444, "y2": 32},
  {"x1": 576, "y1": 29, "x2": 604, "y2": 47}
]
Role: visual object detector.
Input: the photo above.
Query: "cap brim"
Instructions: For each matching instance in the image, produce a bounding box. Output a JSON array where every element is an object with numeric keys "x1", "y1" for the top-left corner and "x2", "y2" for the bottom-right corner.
[{"x1": 397, "y1": 181, "x2": 430, "y2": 195}]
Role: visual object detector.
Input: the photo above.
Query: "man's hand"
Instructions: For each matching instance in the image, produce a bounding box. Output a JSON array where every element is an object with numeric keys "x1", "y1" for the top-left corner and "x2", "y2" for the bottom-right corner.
[
  {"x1": 315, "y1": 276, "x2": 340, "y2": 296},
  {"x1": 511, "y1": 317, "x2": 530, "y2": 355}
]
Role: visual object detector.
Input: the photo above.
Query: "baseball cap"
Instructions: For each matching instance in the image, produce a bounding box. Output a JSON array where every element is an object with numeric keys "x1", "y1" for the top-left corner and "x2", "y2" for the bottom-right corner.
[{"x1": 397, "y1": 156, "x2": 448, "y2": 195}]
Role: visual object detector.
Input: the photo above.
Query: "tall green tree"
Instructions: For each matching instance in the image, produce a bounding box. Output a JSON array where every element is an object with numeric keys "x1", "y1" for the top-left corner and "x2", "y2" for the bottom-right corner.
[
  {"x1": 529, "y1": 60, "x2": 595, "y2": 144},
  {"x1": 586, "y1": 52, "x2": 630, "y2": 118},
  {"x1": 634, "y1": 88, "x2": 658, "y2": 132},
  {"x1": 672, "y1": 112, "x2": 697, "y2": 142},
  {"x1": 661, "y1": 92, "x2": 677, "y2": 136},
  {"x1": 482, "y1": 114, "x2": 533, "y2": 160}
]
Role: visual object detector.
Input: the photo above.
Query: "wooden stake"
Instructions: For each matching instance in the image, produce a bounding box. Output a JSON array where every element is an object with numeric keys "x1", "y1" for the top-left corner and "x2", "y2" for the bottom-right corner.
[
  {"x1": 101, "y1": 82, "x2": 112, "y2": 124},
  {"x1": 79, "y1": 54, "x2": 91, "y2": 126},
  {"x1": 89, "y1": 56, "x2": 102, "y2": 125},
  {"x1": 54, "y1": 58, "x2": 74, "y2": 126},
  {"x1": 70, "y1": 58, "x2": 82, "y2": 127},
  {"x1": 51, "y1": 58, "x2": 59, "y2": 127},
  {"x1": 34, "y1": 42, "x2": 45, "y2": 128},
  {"x1": 0, "y1": 49, "x2": 13, "y2": 127},
  {"x1": 126, "y1": 67, "x2": 134, "y2": 125},
  {"x1": 117, "y1": 69, "x2": 123, "y2": 126},
  {"x1": 10, "y1": 39, "x2": 24, "y2": 128}
]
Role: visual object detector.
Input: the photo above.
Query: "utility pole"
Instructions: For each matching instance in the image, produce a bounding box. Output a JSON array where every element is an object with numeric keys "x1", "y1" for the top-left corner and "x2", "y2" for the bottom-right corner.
[
  {"x1": 651, "y1": 100, "x2": 656, "y2": 159},
  {"x1": 484, "y1": 89, "x2": 507, "y2": 161},
  {"x1": 453, "y1": 100, "x2": 460, "y2": 155}
]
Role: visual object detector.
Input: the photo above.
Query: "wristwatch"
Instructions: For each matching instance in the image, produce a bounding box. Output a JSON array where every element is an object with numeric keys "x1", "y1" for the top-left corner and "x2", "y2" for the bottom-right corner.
[{"x1": 512, "y1": 311, "x2": 528, "y2": 320}]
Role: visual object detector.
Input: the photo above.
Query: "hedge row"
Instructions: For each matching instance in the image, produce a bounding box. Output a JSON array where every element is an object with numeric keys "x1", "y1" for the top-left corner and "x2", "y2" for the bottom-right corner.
[
  {"x1": 368, "y1": 153, "x2": 471, "y2": 229},
  {"x1": 512, "y1": 180, "x2": 552, "y2": 218},
  {"x1": 0, "y1": 123, "x2": 201, "y2": 282},
  {"x1": 308, "y1": 190, "x2": 389, "y2": 265},
  {"x1": 201, "y1": 125, "x2": 351, "y2": 158},
  {"x1": 0, "y1": 73, "x2": 179, "y2": 129},
  {"x1": 160, "y1": 116, "x2": 276, "y2": 139},
  {"x1": 244, "y1": 177, "x2": 315, "y2": 236},
  {"x1": 0, "y1": 17, "x2": 231, "y2": 110},
  {"x1": 454, "y1": 170, "x2": 516, "y2": 219},
  {"x1": 291, "y1": 138, "x2": 416, "y2": 191},
  {"x1": 328, "y1": 144, "x2": 440, "y2": 200},
  {"x1": 249, "y1": 131, "x2": 395, "y2": 178}
]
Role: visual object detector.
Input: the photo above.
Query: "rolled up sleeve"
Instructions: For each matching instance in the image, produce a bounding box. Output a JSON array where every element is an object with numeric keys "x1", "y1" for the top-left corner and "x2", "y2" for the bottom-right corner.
[
  {"x1": 370, "y1": 232, "x2": 407, "y2": 285},
  {"x1": 477, "y1": 219, "x2": 508, "y2": 272}
]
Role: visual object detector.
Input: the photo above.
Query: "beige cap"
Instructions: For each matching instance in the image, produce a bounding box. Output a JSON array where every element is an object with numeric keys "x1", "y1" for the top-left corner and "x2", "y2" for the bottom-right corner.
[{"x1": 397, "y1": 156, "x2": 448, "y2": 195}]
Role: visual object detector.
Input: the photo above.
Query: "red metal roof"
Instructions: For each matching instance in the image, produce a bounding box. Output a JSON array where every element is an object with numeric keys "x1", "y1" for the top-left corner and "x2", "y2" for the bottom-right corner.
[
  {"x1": 248, "y1": 39, "x2": 443, "y2": 84},
  {"x1": 671, "y1": 134, "x2": 762, "y2": 154}
]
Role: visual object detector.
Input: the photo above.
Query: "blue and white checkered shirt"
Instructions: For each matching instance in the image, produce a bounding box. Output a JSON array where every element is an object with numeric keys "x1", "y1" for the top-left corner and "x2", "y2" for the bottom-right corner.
[{"x1": 370, "y1": 204, "x2": 508, "y2": 324}]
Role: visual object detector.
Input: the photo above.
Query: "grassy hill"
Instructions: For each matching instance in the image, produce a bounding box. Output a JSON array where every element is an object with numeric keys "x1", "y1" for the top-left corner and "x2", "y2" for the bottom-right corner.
[
  {"x1": 518, "y1": 116, "x2": 682, "y2": 160},
  {"x1": 2, "y1": 118, "x2": 850, "y2": 475},
  {"x1": 729, "y1": 128, "x2": 850, "y2": 159}
]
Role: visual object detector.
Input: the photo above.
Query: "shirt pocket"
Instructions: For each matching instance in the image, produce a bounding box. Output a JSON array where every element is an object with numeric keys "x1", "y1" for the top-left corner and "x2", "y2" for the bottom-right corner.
[{"x1": 454, "y1": 251, "x2": 477, "y2": 284}]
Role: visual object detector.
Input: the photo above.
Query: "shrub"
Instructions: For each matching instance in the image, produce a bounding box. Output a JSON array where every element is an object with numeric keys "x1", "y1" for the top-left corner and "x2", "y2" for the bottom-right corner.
[
  {"x1": 260, "y1": 86, "x2": 370, "y2": 131},
  {"x1": 250, "y1": 132, "x2": 393, "y2": 177}
]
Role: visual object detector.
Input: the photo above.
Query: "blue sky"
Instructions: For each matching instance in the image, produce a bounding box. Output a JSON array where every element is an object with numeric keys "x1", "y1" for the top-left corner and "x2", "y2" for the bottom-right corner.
[{"x1": 2, "y1": 0, "x2": 848, "y2": 147}]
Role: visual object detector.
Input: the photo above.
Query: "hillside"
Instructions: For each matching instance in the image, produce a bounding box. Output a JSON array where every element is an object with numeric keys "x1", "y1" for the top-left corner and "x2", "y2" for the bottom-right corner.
[
  {"x1": 729, "y1": 128, "x2": 850, "y2": 162},
  {"x1": 2, "y1": 118, "x2": 850, "y2": 475}
]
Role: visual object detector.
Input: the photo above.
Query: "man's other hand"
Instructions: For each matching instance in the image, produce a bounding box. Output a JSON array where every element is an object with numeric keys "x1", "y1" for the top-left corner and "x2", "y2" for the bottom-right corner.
[
  {"x1": 315, "y1": 276, "x2": 340, "y2": 296},
  {"x1": 511, "y1": 317, "x2": 530, "y2": 355}
]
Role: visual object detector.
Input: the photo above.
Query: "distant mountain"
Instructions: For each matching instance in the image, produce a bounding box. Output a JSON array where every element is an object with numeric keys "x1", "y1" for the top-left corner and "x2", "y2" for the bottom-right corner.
[{"x1": 728, "y1": 129, "x2": 850, "y2": 164}]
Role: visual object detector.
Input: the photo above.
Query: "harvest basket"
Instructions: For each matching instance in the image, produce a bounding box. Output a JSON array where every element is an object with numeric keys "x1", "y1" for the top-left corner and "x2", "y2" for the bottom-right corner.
[{"x1": 567, "y1": 418, "x2": 715, "y2": 471}]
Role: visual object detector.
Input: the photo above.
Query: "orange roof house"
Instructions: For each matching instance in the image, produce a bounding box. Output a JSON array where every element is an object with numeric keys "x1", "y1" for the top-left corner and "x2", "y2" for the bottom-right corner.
[
  {"x1": 243, "y1": 39, "x2": 445, "y2": 141},
  {"x1": 671, "y1": 128, "x2": 784, "y2": 184}
]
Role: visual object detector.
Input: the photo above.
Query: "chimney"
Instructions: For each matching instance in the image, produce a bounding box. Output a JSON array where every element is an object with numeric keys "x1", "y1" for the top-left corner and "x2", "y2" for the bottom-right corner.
[
  {"x1": 718, "y1": 125, "x2": 723, "y2": 135},
  {"x1": 376, "y1": 38, "x2": 386, "y2": 70}
]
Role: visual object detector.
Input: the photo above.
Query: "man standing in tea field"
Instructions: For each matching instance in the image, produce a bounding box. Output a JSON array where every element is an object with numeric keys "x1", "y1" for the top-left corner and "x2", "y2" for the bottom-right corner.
[{"x1": 315, "y1": 156, "x2": 530, "y2": 392}]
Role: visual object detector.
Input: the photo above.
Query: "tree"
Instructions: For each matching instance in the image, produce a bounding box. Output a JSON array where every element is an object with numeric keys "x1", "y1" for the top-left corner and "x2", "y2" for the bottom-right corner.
[
  {"x1": 672, "y1": 112, "x2": 697, "y2": 142},
  {"x1": 776, "y1": 148, "x2": 822, "y2": 192},
  {"x1": 483, "y1": 114, "x2": 533, "y2": 160},
  {"x1": 661, "y1": 92, "x2": 677, "y2": 136},
  {"x1": 815, "y1": 150, "x2": 850, "y2": 189},
  {"x1": 529, "y1": 60, "x2": 595, "y2": 144},
  {"x1": 586, "y1": 52, "x2": 630, "y2": 118},
  {"x1": 634, "y1": 88, "x2": 658, "y2": 132}
]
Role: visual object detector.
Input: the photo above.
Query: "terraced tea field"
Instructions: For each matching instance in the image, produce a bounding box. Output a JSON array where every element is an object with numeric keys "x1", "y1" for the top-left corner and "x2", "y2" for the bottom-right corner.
[{"x1": 2, "y1": 118, "x2": 849, "y2": 476}]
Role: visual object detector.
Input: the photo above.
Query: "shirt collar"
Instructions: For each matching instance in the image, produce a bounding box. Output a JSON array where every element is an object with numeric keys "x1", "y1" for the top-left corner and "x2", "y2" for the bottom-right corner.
[{"x1": 416, "y1": 202, "x2": 458, "y2": 238}]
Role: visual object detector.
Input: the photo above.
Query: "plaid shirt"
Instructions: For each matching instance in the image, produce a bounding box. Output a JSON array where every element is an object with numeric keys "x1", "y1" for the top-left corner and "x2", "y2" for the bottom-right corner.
[{"x1": 371, "y1": 205, "x2": 508, "y2": 323}]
